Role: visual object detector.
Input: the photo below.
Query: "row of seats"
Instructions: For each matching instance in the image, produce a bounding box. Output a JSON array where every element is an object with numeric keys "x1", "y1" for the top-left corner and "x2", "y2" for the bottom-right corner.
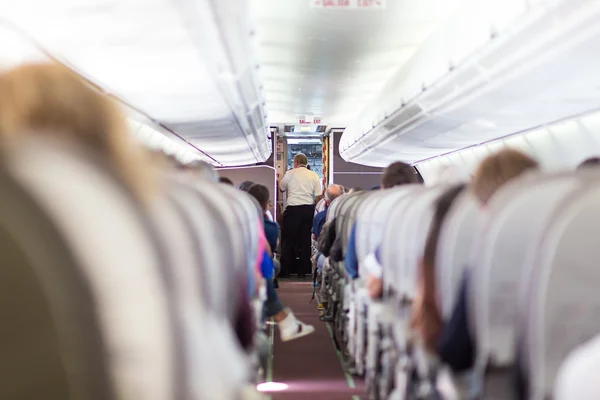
[
  {"x1": 317, "y1": 155, "x2": 600, "y2": 399},
  {"x1": 0, "y1": 63, "x2": 268, "y2": 400}
]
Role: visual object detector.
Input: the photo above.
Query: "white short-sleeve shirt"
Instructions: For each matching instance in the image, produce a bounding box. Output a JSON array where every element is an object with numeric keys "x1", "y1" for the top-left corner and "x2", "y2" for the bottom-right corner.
[{"x1": 280, "y1": 166, "x2": 321, "y2": 206}]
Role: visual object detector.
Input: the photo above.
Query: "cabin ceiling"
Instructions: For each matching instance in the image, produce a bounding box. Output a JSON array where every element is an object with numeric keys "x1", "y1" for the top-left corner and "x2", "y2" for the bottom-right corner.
[
  {"x1": 250, "y1": 0, "x2": 458, "y2": 127},
  {"x1": 0, "y1": 0, "x2": 271, "y2": 166}
]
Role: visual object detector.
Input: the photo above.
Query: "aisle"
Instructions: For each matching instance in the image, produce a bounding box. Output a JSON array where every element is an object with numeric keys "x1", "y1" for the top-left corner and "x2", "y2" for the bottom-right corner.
[{"x1": 267, "y1": 281, "x2": 364, "y2": 400}]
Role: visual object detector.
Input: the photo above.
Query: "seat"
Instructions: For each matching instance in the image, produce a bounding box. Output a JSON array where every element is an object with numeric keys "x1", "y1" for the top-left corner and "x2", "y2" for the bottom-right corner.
[
  {"x1": 1, "y1": 138, "x2": 176, "y2": 400},
  {"x1": 152, "y1": 185, "x2": 256, "y2": 399},
  {"x1": 520, "y1": 182, "x2": 600, "y2": 399},
  {"x1": 372, "y1": 186, "x2": 446, "y2": 399},
  {"x1": 349, "y1": 186, "x2": 420, "y2": 376},
  {"x1": 435, "y1": 192, "x2": 479, "y2": 321},
  {"x1": 470, "y1": 172, "x2": 589, "y2": 398}
]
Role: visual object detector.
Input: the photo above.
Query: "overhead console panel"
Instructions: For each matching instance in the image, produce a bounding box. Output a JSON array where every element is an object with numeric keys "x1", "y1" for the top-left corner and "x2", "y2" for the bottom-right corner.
[
  {"x1": 340, "y1": 0, "x2": 600, "y2": 166},
  {"x1": 0, "y1": 0, "x2": 270, "y2": 166}
]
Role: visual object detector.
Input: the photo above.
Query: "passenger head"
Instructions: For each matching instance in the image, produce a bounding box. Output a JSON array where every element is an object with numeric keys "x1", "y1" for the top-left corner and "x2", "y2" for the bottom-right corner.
[
  {"x1": 238, "y1": 180, "x2": 254, "y2": 192},
  {"x1": 578, "y1": 157, "x2": 600, "y2": 169},
  {"x1": 471, "y1": 148, "x2": 538, "y2": 205},
  {"x1": 411, "y1": 184, "x2": 466, "y2": 351},
  {"x1": 324, "y1": 184, "x2": 343, "y2": 205},
  {"x1": 381, "y1": 161, "x2": 419, "y2": 189},
  {"x1": 247, "y1": 183, "x2": 270, "y2": 212},
  {"x1": 219, "y1": 176, "x2": 234, "y2": 185},
  {"x1": 293, "y1": 153, "x2": 308, "y2": 168},
  {"x1": 0, "y1": 62, "x2": 153, "y2": 202},
  {"x1": 349, "y1": 187, "x2": 364, "y2": 194}
]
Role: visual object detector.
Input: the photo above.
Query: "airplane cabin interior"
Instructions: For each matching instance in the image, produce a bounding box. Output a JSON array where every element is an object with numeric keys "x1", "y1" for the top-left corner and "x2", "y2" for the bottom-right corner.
[{"x1": 1, "y1": 0, "x2": 600, "y2": 399}]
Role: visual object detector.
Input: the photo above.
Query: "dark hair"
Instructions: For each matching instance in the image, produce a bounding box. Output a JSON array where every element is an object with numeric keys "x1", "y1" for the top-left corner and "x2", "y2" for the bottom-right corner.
[
  {"x1": 247, "y1": 183, "x2": 270, "y2": 210},
  {"x1": 219, "y1": 176, "x2": 233, "y2": 185},
  {"x1": 238, "y1": 180, "x2": 254, "y2": 192},
  {"x1": 411, "y1": 184, "x2": 466, "y2": 351},
  {"x1": 381, "y1": 161, "x2": 419, "y2": 188},
  {"x1": 578, "y1": 157, "x2": 600, "y2": 169},
  {"x1": 306, "y1": 164, "x2": 311, "y2": 170}
]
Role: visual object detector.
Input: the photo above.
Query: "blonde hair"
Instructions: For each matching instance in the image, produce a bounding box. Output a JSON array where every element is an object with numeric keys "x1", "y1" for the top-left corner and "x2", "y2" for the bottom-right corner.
[
  {"x1": 472, "y1": 148, "x2": 538, "y2": 204},
  {"x1": 0, "y1": 62, "x2": 155, "y2": 203}
]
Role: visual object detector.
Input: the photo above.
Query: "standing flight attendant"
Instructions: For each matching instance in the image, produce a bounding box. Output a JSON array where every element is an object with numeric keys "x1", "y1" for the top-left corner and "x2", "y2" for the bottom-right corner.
[{"x1": 279, "y1": 153, "x2": 322, "y2": 277}]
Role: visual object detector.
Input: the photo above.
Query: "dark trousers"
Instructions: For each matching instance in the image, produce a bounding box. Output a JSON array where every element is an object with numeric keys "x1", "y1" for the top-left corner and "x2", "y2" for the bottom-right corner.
[{"x1": 280, "y1": 204, "x2": 315, "y2": 277}]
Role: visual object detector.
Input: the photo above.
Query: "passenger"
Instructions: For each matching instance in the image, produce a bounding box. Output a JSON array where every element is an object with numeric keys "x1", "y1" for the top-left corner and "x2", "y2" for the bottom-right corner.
[
  {"x1": 312, "y1": 184, "x2": 344, "y2": 241},
  {"x1": 278, "y1": 153, "x2": 322, "y2": 278},
  {"x1": 411, "y1": 184, "x2": 467, "y2": 352},
  {"x1": 380, "y1": 161, "x2": 420, "y2": 188},
  {"x1": 247, "y1": 183, "x2": 315, "y2": 342},
  {"x1": 437, "y1": 149, "x2": 538, "y2": 373},
  {"x1": 238, "y1": 180, "x2": 254, "y2": 192},
  {"x1": 577, "y1": 156, "x2": 600, "y2": 169},
  {"x1": 248, "y1": 184, "x2": 279, "y2": 252},
  {"x1": 315, "y1": 197, "x2": 327, "y2": 214},
  {"x1": 0, "y1": 62, "x2": 154, "y2": 202},
  {"x1": 310, "y1": 184, "x2": 343, "y2": 314},
  {"x1": 219, "y1": 176, "x2": 234, "y2": 185},
  {"x1": 349, "y1": 187, "x2": 364, "y2": 193},
  {"x1": 359, "y1": 162, "x2": 421, "y2": 296},
  {"x1": 266, "y1": 199, "x2": 275, "y2": 222}
]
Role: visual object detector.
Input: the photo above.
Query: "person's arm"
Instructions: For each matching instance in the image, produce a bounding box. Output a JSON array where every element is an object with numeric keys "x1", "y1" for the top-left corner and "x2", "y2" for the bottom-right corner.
[
  {"x1": 313, "y1": 175, "x2": 322, "y2": 202},
  {"x1": 364, "y1": 247, "x2": 384, "y2": 299},
  {"x1": 279, "y1": 170, "x2": 290, "y2": 192},
  {"x1": 265, "y1": 241, "x2": 273, "y2": 259},
  {"x1": 344, "y1": 223, "x2": 359, "y2": 279}
]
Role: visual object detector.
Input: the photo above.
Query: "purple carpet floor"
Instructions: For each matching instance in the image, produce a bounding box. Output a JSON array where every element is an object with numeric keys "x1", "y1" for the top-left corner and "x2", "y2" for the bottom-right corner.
[{"x1": 265, "y1": 281, "x2": 364, "y2": 400}]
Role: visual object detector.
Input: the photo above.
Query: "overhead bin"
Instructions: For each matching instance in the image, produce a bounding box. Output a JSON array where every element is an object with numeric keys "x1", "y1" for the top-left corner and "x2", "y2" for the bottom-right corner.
[
  {"x1": 340, "y1": 0, "x2": 600, "y2": 166},
  {"x1": 0, "y1": 0, "x2": 270, "y2": 166}
]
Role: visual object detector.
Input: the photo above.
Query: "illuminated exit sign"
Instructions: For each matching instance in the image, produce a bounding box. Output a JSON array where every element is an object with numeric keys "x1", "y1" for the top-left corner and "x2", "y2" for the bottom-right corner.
[
  {"x1": 298, "y1": 116, "x2": 323, "y2": 125},
  {"x1": 311, "y1": 0, "x2": 386, "y2": 9}
]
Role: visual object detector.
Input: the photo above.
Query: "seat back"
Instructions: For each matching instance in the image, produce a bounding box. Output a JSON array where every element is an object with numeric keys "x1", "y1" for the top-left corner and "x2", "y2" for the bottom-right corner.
[
  {"x1": 526, "y1": 184, "x2": 600, "y2": 398},
  {"x1": 435, "y1": 192, "x2": 480, "y2": 319},
  {"x1": 151, "y1": 192, "x2": 247, "y2": 399},
  {"x1": 0, "y1": 168, "x2": 110, "y2": 400},
  {"x1": 4, "y1": 139, "x2": 176, "y2": 400},
  {"x1": 335, "y1": 192, "x2": 366, "y2": 253},
  {"x1": 167, "y1": 181, "x2": 231, "y2": 315},
  {"x1": 472, "y1": 173, "x2": 585, "y2": 370},
  {"x1": 380, "y1": 187, "x2": 445, "y2": 299},
  {"x1": 396, "y1": 187, "x2": 448, "y2": 299},
  {"x1": 192, "y1": 183, "x2": 255, "y2": 316},
  {"x1": 355, "y1": 186, "x2": 419, "y2": 264},
  {"x1": 327, "y1": 193, "x2": 348, "y2": 222}
]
